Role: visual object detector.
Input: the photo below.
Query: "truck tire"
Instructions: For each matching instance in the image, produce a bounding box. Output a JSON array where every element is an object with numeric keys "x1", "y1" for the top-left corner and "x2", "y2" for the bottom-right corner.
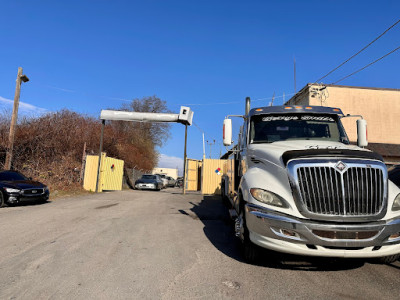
[
  {"x1": 378, "y1": 254, "x2": 400, "y2": 264},
  {"x1": 220, "y1": 180, "x2": 229, "y2": 207},
  {"x1": 237, "y1": 196, "x2": 260, "y2": 263}
]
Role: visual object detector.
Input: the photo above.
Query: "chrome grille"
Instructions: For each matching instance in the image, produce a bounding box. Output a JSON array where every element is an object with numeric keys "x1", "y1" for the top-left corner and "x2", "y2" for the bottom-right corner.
[
  {"x1": 296, "y1": 165, "x2": 384, "y2": 216},
  {"x1": 22, "y1": 188, "x2": 44, "y2": 195}
]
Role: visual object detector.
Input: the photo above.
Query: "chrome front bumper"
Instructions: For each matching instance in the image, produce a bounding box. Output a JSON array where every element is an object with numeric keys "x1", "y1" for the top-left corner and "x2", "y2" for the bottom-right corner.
[{"x1": 246, "y1": 203, "x2": 400, "y2": 258}]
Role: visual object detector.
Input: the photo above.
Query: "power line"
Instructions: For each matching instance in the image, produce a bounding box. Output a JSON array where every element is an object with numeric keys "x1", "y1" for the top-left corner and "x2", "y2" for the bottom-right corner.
[
  {"x1": 332, "y1": 45, "x2": 400, "y2": 84},
  {"x1": 315, "y1": 19, "x2": 400, "y2": 83},
  {"x1": 192, "y1": 121, "x2": 205, "y2": 134},
  {"x1": 38, "y1": 80, "x2": 298, "y2": 108},
  {"x1": 182, "y1": 92, "x2": 296, "y2": 106},
  {"x1": 37, "y1": 83, "x2": 132, "y2": 102}
]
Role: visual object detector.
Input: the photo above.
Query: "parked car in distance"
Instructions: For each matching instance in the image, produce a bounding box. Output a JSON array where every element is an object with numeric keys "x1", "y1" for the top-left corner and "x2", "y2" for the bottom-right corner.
[
  {"x1": 155, "y1": 174, "x2": 168, "y2": 189},
  {"x1": 0, "y1": 170, "x2": 50, "y2": 207},
  {"x1": 135, "y1": 174, "x2": 163, "y2": 191},
  {"x1": 175, "y1": 177, "x2": 183, "y2": 188},
  {"x1": 166, "y1": 176, "x2": 176, "y2": 187},
  {"x1": 389, "y1": 165, "x2": 400, "y2": 188}
]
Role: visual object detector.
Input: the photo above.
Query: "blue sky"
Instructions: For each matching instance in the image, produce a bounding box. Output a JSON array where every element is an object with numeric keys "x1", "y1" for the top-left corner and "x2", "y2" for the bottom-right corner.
[{"x1": 1, "y1": 1, "x2": 399, "y2": 174}]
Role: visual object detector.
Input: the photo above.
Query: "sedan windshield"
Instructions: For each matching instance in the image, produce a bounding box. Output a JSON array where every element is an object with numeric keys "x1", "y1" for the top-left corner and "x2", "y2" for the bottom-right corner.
[
  {"x1": 250, "y1": 114, "x2": 349, "y2": 144},
  {"x1": 142, "y1": 175, "x2": 156, "y2": 180},
  {"x1": 0, "y1": 171, "x2": 28, "y2": 181}
]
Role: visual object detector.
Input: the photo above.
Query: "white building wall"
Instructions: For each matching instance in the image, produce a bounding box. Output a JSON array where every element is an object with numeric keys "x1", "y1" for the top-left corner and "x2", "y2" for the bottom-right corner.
[{"x1": 152, "y1": 167, "x2": 178, "y2": 179}]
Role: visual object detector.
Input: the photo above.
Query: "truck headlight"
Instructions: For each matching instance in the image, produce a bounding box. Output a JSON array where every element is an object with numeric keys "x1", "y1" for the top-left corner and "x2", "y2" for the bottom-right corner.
[
  {"x1": 392, "y1": 193, "x2": 400, "y2": 211},
  {"x1": 4, "y1": 187, "x2": 21, "y2": 193},
  {"x1": 250, "y1": 188, "x2": 288, "y2": 208}
]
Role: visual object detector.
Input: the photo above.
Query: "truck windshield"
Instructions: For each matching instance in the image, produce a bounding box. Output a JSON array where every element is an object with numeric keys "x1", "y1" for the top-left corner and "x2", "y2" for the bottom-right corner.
[{"x1": 249, "y1": 114, "x2": 349, "y2": 144}]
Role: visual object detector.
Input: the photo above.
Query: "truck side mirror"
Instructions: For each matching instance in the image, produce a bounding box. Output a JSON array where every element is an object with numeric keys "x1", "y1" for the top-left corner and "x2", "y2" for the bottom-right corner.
[
  {"x1": 357, "y1": 119, "x2": 368, "y2": 147},
  {"x1": 223, "y1": 118, "x2": 233, "y2": 146}
]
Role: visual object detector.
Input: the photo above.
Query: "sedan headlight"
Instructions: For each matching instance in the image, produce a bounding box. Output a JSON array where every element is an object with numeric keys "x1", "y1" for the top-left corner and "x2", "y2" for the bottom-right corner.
[
  {"x1": 250, "y1": 188, "x2": 288, "y2": 208},
  {"x1": 4, "y1": 187, "x2": 21, "y2": 193},
  {"x1": 392, "y1": 193, "x2": 400, "y2": 211}
]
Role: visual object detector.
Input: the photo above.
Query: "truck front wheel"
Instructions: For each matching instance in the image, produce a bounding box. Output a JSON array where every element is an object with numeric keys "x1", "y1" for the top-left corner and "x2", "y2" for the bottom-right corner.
[
  {"x1": 237, "y1": 198, "x2": 261, "y2": 263},
  {"x1": 378, "y1": 254, "x2": 400, "y2": 264}
]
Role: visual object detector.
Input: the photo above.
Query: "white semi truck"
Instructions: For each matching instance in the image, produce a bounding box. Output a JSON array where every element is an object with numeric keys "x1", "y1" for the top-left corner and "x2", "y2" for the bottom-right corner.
[{"x1": 221, "y1": 99, "x2": 400, "y2": 263}]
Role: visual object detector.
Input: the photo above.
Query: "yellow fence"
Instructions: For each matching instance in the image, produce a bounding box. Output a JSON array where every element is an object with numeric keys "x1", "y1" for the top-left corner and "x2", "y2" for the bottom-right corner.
[
  {"x1": 185, "y1": 159, "x2": 202, "y2": 191},
  {"x1": 201, "y1": 159, "x2": 226, "y2": 195},
  {"x1": 83, "y1": 153, "x2": 124, "y2": 192}
]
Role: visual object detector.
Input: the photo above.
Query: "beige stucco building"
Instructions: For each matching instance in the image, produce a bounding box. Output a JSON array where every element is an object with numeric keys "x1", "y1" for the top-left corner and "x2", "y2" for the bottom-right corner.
[
  {"x1": 152, "y1": 167, "x2": 178, "y2": 179},
  {"x1": 287, "y1": 84, "x2": 400, "y2": 164}
]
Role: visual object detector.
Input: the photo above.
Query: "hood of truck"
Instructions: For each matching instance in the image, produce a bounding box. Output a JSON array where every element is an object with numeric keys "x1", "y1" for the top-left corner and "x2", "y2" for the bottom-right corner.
[{"x1": 247, "y1": 140, "x2": 370, "y2": 168}]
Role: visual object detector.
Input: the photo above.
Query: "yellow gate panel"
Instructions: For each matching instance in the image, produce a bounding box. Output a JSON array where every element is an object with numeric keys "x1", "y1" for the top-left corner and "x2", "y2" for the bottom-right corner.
[
  {"x1": 102, "y1": 156, "x2": 124, "y2": 191},
  {"x1": 186, "y1": 159, "x2": 202, "y2": 191},
  {"x1": 83, "y1": 155, "x2": 100, "y2": 192},
  {"x1": 201, "y1": 159, "x2": 226, "y2": 195},
  {"x1": 83, "y1": 153, "x2": 124, "y2": 192}
]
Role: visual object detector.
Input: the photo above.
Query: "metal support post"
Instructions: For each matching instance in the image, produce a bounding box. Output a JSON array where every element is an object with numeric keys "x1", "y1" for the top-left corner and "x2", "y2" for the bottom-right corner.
[
  {"x1": 96, "y1": 120, "x2": 105, "y2": 193},
  {"x1": 183, "y1": 124, "x2": 188, "y2": 195}
]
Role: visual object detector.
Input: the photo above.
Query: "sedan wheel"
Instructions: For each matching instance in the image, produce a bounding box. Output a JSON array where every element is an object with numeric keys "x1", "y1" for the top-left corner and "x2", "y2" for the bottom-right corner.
[{"x1": 0, "y1": 192, "x2": 5, "y2": 208}]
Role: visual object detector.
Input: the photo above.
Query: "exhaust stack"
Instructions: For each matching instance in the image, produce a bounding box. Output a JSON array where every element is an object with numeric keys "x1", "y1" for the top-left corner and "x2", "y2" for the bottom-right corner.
[{"x1": 245, "y1": 97, "x2": 251, "y2": 116}]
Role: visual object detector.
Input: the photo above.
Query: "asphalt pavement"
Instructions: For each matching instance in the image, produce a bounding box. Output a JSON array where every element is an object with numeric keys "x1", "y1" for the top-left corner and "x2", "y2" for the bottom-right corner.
[{"x1": 0, "y1": 189, "x2": 399, "y2": 299}]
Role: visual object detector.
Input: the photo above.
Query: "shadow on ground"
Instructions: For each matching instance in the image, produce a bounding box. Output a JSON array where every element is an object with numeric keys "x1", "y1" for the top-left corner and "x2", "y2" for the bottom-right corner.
[
  {"x1": 4, "y1": 200, "x2": 49, "y2": 208},
  {"x1": 182, "y1": 195, "x2": 374, "y2": 271}
]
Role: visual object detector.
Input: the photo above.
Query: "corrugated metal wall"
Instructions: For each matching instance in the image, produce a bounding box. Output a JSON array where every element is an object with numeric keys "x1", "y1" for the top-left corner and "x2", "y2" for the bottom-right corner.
[
  {"x1": 186, "y1": 159, "x2": 202, "y2": 191},
  {"x1": 83, "y1": 155, "x2": 100, "y2": 192},
  {"x1": 201, "y1": 159, "x2": 226, "y2": 195},
  {"x1": 102, "y1": 156, "x2": 124, "y2": 191},
  {"x1": 83, "y1": 153, "x2": 124, "y2": 192}
]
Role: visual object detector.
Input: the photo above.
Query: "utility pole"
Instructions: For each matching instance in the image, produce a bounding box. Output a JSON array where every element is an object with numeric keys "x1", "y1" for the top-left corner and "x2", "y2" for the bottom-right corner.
[
  {"x1": 294, "y1": 57, "x2": 297, "y2": 96},
  {"x1": 206, "y1": 139, "x2": 216, "y2": 159},
  {"x1": 5, "y1": 67, "x2": 29, "y2": 170},
  {"x1": 270, "y1": 91, "x2": 275, "y2": 106},
  {"x1": 202, "y1": 132, "x2": 205, "y2": 160}
]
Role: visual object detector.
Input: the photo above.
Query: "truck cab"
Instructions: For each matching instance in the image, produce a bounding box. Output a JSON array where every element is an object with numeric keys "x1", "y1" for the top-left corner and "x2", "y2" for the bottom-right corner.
[{"x1": 222, "y1": 104, "x2": 400, "y2": 263}]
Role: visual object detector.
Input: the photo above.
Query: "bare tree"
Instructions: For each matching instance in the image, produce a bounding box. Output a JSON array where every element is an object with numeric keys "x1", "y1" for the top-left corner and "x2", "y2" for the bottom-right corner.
[{"x1": 120, "y1": 95, "x2": 171, "y2": 148}]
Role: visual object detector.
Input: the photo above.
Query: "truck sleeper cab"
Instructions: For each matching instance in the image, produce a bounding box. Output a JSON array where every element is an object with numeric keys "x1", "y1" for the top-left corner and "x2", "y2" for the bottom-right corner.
[{"x1": 222, "y1": 104, "x2": 400, "y2": 263}]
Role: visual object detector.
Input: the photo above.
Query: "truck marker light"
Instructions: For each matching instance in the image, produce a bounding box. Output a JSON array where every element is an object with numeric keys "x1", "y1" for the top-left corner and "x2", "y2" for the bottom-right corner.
[
  {"x1": 256, "y1": 109, "x2": 263, "y2": 111},
  {"x1": 389, "y1": 233, "x2": 400, "y2": 240},
  {"x1": 295, "y1": 106, "x2": 302, "y2": 109},
  {"x1": 333, "y1": 109, "x2": 340, "y2": 112},
  {"x1": 281, "y1": 229, "x2": 299, "y2": 238},
  {"x1": 284, "y1": 107, "x2": 292, "y2": 109},
  {"x1": 305, "y1": 107, "x2": 312, "y2": 110}
]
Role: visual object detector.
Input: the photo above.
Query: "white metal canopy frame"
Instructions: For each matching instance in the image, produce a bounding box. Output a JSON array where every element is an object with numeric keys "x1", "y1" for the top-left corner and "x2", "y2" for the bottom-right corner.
[
  {"x1": 100, "y1": 106, "x2": 193, "y2": 125},
  {"x1": 96, "y1": 106, "x2": 194, "y2": 193}
]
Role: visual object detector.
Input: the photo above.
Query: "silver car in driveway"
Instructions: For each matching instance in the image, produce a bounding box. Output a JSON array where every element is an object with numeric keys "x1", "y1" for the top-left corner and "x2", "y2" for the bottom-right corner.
[
  {"x1": 155, "y1": 174, "x2": 168, "y2": 189},
  {"x1": 135, "y1": 175, "x2": 163, "y2": 191},
  {"x1": 166, "y1": 176, "x2": 176, "y2": 187}
]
